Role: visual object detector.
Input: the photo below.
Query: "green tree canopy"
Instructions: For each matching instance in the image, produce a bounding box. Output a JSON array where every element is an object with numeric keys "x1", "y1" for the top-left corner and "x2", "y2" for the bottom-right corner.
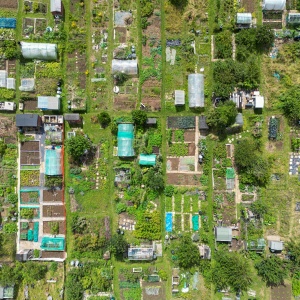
[
  {"x1": 206, "y1": 101, "x2": 237, "y2": 130},
  {"x1": 66, "y1": 135, "x2": 92, "y2": 162},
  {"x1": 286, "y1": 240, "x2": 300, "y2": 274},
  {"x1": 109, "y1": 234, "x2": 128, "y2": 256},
  {"x1": 280, "y1": 86, "x2": 300, "y2": 123},
  {"x1": 98, "y1": 112, "x2": 111, "y2": 128},
  {"x1": 177, "y1": 235, "x2": 201, "y2": 269},
  {"x1": 212, "y1": 252, "x2": 253, "y2": 292},
  {"x1": 255, "y1": 25, "x2": 275, "y2": 52},
  {"x1": 256, "y1": 256, "x2": 288, "y2": 286},
  {"x1": 131, "y1": 110, "x2": 147, "y2": 127}
]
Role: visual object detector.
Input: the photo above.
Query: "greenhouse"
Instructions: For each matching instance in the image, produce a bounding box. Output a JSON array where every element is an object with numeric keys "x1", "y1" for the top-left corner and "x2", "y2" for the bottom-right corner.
[
  {"x1": 236, "y1": 13, "x2": 252, "y2": 26},
  {"x1": 0, "y1": 18, "x2": 16, "y2": 29},
  {"x1": 139, "y1": 154, "x2": 156, "y2": 166},
  {"x1": 21, "y1": 42, "x2": 58, "y2": 60},
  {"x1": 0, "y1": 70, "x2": 7, "y2": 88},
  {"x1": 117, "y1": 123, "x2": 135, "y2": 157},
  {"x1": 175, "y1": 90, "x2": 185, "y2": 106},
  {"x1": 37, "y1": 96, "x2": 60, "y2": 110},
  {"x1": 262, "y1": 0, "x2": 285, "y2": 10},
  {"x1": 188, "y1": 74, "x2": 204, "y2": 108},
  {"x1": 287, "y1": 13, "x2": 300, "y2": 24},
  {"x1": 112, "y1": 59, "x2": 138, "y2": 75},
  {"x1": 19, "y1": 78, "x2": 35, "y2": 91},
  {"x1": 45, "y1": 149, "x2": 62, "y2": 175},
  {"x1": 7, "y1": 78, "x2": 15, "y2": 90},
  {"x1": 235, "y1": 113, "x2": 244, "y2": 126}
]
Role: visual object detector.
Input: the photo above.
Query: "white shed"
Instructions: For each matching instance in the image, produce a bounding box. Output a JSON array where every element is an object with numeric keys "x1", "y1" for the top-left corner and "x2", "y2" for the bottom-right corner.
[
  {"x1": 21, "y1": 42, "x2": 58, "y2": 61},
  {"x1": 262, "y1": 0, "x2": 285, "y2": 10},
  {"x1": 50, "y1": 0, "x2": 62, "y2": 13},
  {"x1": 188, "y1": 74, "x2": 204, "y2": 108},
  {"x1": 0, "y1": 70, "x2": 7, "y2": 88},
  {"x1": 175, "y1": 90, "x2": 185, "y2": 106},
  {"x1": 254, "y1": 95, "x2": 264, "y2": 109}
]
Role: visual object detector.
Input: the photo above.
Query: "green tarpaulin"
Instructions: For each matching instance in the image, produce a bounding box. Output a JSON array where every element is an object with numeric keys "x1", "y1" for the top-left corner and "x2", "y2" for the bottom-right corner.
[{"x1": 139, "y1": 154, "x2": 156, "y2": 166}]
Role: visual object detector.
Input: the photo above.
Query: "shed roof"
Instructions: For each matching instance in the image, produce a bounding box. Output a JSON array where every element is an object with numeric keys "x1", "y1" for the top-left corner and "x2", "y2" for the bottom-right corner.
[
  {"x1": 188, "y1": 74, "x2": 204, "y2": 108},
  {"x1": 112, "y1": 59, "x2": 138, "y2": 75},
  {"x1": 269, "y1": 241, "x2": 284, "y2": 251},
  {"x1": 146, "y1": 118, "x2": 157, "y2": 125},
  {"x1": 215, "y1": 227, "x2": 232, "y2": 242},
  {"x1": 117, "y1": 123, "x2": 134, "y2": 157},
  {"x1": 37, "y1": 96, "x2": 60, "y2": 110},
  {"x1": 262, "y1": 0, "x2": 286, "y2": 10},
  {"x1": 16, "y1": 114, "x2": 39, "y2": 127},
  {"x1": 175, "y1": 90, "x2": 185, "y2": 105},
  {"x1": 21, "y1": 42, "x2": 58, "y2": 61},
  {"x1": 254, "y1": 95, "x2": 264, "y2": 108},
  {"x1": 0, "y1": 102, "x2": 16, "y2": 111},
  {"x1": 139, "y1": 154, "x2": 156, "y2": 166},
  {"x1": 199, "y1": 115, "x2": 209, "y2": 130},
  {"x1": 50, "y1": 0, "x2": 62, "y2": 12},
  {"x1": 64, "y1": 113, "x2": 81, "y2": 121},
  {"x1": 236, "y1": 13, "x2": 252, "y2": 24}
]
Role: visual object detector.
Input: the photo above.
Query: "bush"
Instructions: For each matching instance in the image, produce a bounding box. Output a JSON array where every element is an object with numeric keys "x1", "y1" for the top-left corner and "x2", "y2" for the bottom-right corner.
[
  {"x1": 70, "y1": 167, "x2": 82, "y2": 175},
  {"x1": 215, "y1": 31, "x2": 232, "y2": 59},
  {"x1": 116, "y1": 202, "x2": 127, "y2": 214},
  {"x1": 7, "y1": 193, "x2": 17, "y2": 204},
  {"x1": 20, "y1": 208, "x2": 34, "y2": 219},
  {"x1": 98, "y1": 112, "x2": 111, "y2": 128},
  {"x1": 164, "y1": 185, "x2": 174, "y2": 197},
  {"x1": 132, "y1": 110, "x2": 147, "y2": 127},
  {"x1": 3, "y1": 223, "x2": 17, "y2": 234}
]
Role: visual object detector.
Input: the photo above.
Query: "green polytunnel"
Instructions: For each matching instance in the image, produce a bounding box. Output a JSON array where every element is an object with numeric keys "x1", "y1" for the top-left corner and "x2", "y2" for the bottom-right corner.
[
  {"x1": 117, "y1": 123, "x2": 135, "y2": 157},
  {"x1": 139, "y1": 154, "x2": 156, "y2": 166},
  {"x1": 226, "y1": 167, "x2": 235, "y2": 179}
]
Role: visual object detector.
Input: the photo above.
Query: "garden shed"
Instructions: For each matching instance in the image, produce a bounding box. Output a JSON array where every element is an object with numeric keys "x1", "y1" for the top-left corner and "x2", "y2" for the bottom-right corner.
[
  {"x1": 236, "y1": 13, "x2": 252, "y2": 27},
  {"x1": 0, "y1": 18, "x2": 16, "y2": 29},
  {"x1": 215, "y1": 227, "x2": 232, "y2": 242},
  {"x1": 230, "y1": 92, "x2": 243, "y2": 109},
  {"x1": 262, "y1": 0, "x2": 286, "y2": 10},
  {"x1": 175, "y1": 90, "x2": 185, "y2": 106},
  {"x1": 16, "y1": 114, "x2": 42, "y2": 129},
  {"x1": 0, "y1": 102, "x2": 16, "y2": 111},
  {"x1": 199, "y1": 115, "x2": 209, "y2": 130},
  {"x1": 21, "y1": 42, "x2": 58, "y2": 60},
  {"x1": 112, "y1": 59, "x2": 138, "y2": 76},
  {"x1": 117, "y1": 123, "x2": 135, "y2": 157},
  {"x1": 50, "y1": 0, "x2": 63, "y2": 15},
  {"x1": 146, "y1": 118, "x2": 157, "y2": 125},
  {"x1": 235, "y1": 113, "x2": 244, "y2": 126},
  {"x1": 19, "y1": 78, "x2": 35, "y2": 92},
  {"x1": 188, "y1": 74, "x2": 204, "y2": 108},
  {"x1": 269, "y1": 241, "x2": 284, "y2": 252},
  {"x1": 287, "y1": 13, "x2": 300, "y2": 24},
  {"x1": 37, "y1": 96, "x2": 60, "y2": 110},
  {"x1": 253, "y1": 92, "x2": 264, "y2": 108},
  {"x1": 64, "y1": 113, "x2": 81, "y2": 124},
  {"x1": 139, "y1": 154, "x2": 156, "y2": 166}
]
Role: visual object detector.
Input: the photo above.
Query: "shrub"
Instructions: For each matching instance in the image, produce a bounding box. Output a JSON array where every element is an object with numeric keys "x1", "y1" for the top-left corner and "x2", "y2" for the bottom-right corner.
[
  {"x1": 164, "y1": 185, "x2": 174, "y2": 197},
  {"x1": 20, "y1": 208, "x2": 34, "y2": 219},
  {"x1": 3, "y1": 222, "x2": 17, "y2": 233},
  {"x1": 70, "y1": 167, "x2": 82, "y2": 175},
  {"x1": 116, "y1": 202, "x2": 127, "y2": 214},
  {"x1": 7, "y1": 193, "x2": 17, "y2": 204},
  {"x1": 98, "y1": 112, "x2": 111, "y2": 128}
]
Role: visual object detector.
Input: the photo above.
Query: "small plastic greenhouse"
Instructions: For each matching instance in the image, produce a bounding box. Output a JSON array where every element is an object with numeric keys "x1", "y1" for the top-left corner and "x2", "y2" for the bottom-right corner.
[
  {"x1": 21, "y1": 42, "x2": 58, "y2": 60},
  {"x1": 112, "y1": 59, "x2": 138, "y2": 76},
  {"x1": 139, "y1": 154, "x2": 156, "y2": 166},
  {"x1": 236, "y1": 13, "x2": 252, "y2": 24},
  {"x1": 38, "y1": 96, "x2": 60, "y2": 110},
  {"x1": 175, "y1": 90, "x2": 185, "y2": 106},
  {"x1": 188, "y1": 74, "x2": 204, "y2": 108},
  {"x1": 262, "y1": 0, "x2": 285, "y2": 10},
  {"x1": 0, "y1": 18, "x2": 16, "y2": 29},
  {"x1": 287, "y1": 13, "x2": 300, "y2": 24},
  {"x1": 19, "y1": 78, "x2": 35, "y2": 91},
  {"x1": 50, "y1": 0, "x2": 62, "y2": 13},
  {"x1": 117, "y1": 123, "x2": 135, "y2": 157},
  {"x1": 7, "y1": 78, "x2": 15, "y2": 90},
  {"x1": 0, "y1": 70, "x2": 7, "y2": 88}
]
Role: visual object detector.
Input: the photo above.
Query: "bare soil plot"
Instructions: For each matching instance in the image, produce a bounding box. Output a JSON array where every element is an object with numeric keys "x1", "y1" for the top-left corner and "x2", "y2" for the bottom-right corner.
[
  {"x1": 184, "y1": 130, "x2": 195, "y2": 142},
  {"x1": 188, "y1": 143, "x2": 196, "y2": 155},
  {"x1": 114, "y1": 95, "x2": 136, "y2": 110},
  {"x1": 0, "y1": 0, "x2": 18, "y2": 9},
  {"x1": 271, "y1": 284, "x2": 291, "y2": 300},
  {"x1": 43, "y1": 221, "x2": 66, "y2": 235},
  {"x1": 142, "y1": 281, "x2": 165, "y2": 300},
  {"x1": 167, "y1": 158, "x2": 179, "y2": 171},
  {"x1": 167, "y1": 173, "x2": 201, "y2": 185},
  {"x1": 43, "y1": 205, "x2": 65, "y2": 218},
  {"x1": 20, "y1": 152, "x2": 40, "y2": 165},
  {"x1": 221, "y1": 199, "x2": 236, "y2": 226},
  {"x1": 115, "y1": 26, "x2": 127, "y2": 43},
  {"x1": 0, "y1": 116, "x2": 16, "y2": 139},
  {"x1": 7, "y1": 60, "x2": 16, "y2": 74},
  {"x1": 240, "y1": 0, "x2": 256, "y2": 12},
  {"x1": 35, "y1": 18, "x2": 47, "y2": 35},
  {"x1": 21, "y1": 141, "x2": 39, "y2": 151},
  {"x1": 43, "y1": 190, "x2": 63, "y2": 202},
  {"x1": 20, "y1": 191, "x2": 39, "y2": 204},
  {"x1": 142, "y1": 79, "x2": 161, "y2": 110},
  {"x1": 41, "y1": 251, "x2": 65, "y2": 259},
  {"x1": 23, "y1": 100, "x2": 38, "y2": 111},
  {"x1": 23, "y1": 18, "x2": 34, "y2": 36}
]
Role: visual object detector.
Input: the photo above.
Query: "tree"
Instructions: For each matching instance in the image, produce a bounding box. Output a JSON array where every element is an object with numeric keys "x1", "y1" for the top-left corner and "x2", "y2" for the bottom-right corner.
[
  {"x1": 169, "y1": 0, "x2": 188, "y2": 9},
  {"x1": 212, "y1": 252, "x2": 252, "y2": 292},
  {"x1": 206, "y1": 101, "x2": 237, "y2": 129},
  {"x1": 286, "y1": 240, "x2": 300, "y2": 274},
  {"x1": 0, "y1": 264, "x2": 19, "y2": 286},
  {"x1": 280, "y1": 86, "x2": 300, "y2": 123},
  {"x1": 21, "y1": 262, "x2": 47, "y2": 284},
  {"x1": 145, "y1": 168, "x2": 164, "y2": 191},
  {"x1": 3, "y1": 223, "x2": 17, "y2": 234},
  {"x1": 256, "y1": 256, "x2": 288, "y2": 286},
  {"x1": 65, "y1": 135, "x2": 91, "y2": 162},
  {"x1": 132, "y1": 110, "x2": 147, "y2": 127},
  {"x1": 177, "y1": 235, "x2": 201, "y2": 269},
  {"x1": 255, "y1": 25, "x2": 275, "y2": 52},
  {"x1": 98, "y1": 112, "x2": 111, "y2": 128},
  {"x1": 109, "y1": 234, "x2": 128, "y2": 256}
]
